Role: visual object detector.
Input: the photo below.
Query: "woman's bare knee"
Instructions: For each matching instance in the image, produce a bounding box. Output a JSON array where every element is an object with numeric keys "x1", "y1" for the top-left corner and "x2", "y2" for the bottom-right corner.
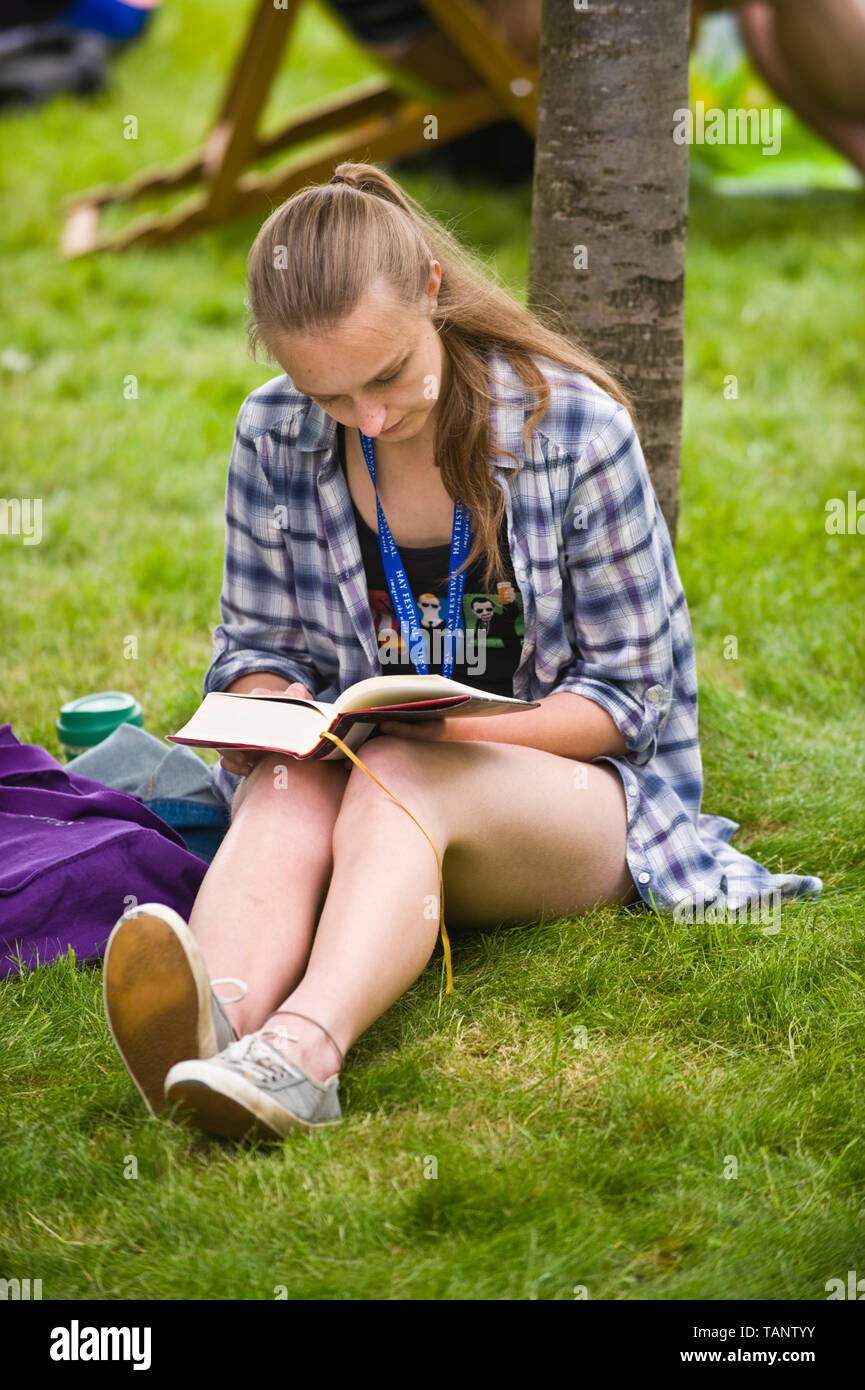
[
  {"x1": 230, "y1": 752, "x2": 349, "y2": 825},
  {"x1": 338, "y1": 736, "x2": 438, "y2": 802},
  {"x1": 331, "y1": 735, "x2": 453, "y2": 849}
]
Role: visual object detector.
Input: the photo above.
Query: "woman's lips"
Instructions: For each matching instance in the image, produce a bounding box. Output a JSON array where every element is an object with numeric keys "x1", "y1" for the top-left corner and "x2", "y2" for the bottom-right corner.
[{"x1": 381, "y1": 416, "x2": 404, "y2": 435}]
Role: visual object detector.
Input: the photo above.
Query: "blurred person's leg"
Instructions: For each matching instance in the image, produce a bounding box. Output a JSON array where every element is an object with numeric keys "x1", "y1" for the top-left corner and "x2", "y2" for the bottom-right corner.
[
  {"x1": 770, "y1": 0, "x2": 865, "y2": 120},
  {"x1": 739, "y1": 2, "x2": 865, "y2": 173}
]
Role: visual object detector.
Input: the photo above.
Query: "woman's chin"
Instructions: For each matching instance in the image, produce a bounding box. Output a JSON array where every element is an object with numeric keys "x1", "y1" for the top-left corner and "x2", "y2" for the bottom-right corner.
[{"x1": 384, "y1": 409, "x2": 439, "y2": 443}]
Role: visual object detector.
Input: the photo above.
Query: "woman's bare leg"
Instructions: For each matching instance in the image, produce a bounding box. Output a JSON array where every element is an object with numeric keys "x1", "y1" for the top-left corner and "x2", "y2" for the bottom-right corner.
[
  {"x1": 261, "y1": 736, "x2": 637, "y2": 1083},
  {"x1": 186, "y1": 755, "x2": 350, "y2": 1036}
]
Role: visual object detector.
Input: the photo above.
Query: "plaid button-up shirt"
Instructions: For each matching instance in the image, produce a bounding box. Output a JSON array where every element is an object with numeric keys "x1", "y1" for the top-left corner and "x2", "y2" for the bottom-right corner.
[{"x1": 204, "y1": 350, "x2": 823, "y2": 919}]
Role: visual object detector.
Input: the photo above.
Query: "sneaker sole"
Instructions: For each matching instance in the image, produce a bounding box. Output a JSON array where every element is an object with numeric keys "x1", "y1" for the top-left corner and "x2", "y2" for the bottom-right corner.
[
  {"x1": 165, "y1": 1066, "x2": 341, "y2": 1142},
  {"x1": 102, "y1": 905, "x2": 218, "y2": 1117}
]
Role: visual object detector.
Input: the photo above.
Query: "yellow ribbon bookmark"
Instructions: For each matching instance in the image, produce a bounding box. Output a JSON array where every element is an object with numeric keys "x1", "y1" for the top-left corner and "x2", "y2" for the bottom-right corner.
[{"x1": 318, "y1": 729, "x2": 454, "y2": 994}]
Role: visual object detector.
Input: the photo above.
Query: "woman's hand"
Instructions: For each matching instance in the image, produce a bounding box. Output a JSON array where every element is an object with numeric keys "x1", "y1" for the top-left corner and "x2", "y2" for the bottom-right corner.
[{"x1": 218, "y1": 682, "x2": 315, "y2": 775}]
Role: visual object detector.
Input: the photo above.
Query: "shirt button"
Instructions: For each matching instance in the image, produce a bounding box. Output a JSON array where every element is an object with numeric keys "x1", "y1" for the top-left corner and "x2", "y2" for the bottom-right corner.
[
  {"x1": 627, "y1": 782, "x2": 638, "y2": 795},
  {"x1": 646, "y1": 686, "x2": 665, "y2": 705},
  {"x1": 514, "y1": 565, "x2": 527, "y2": 581},
  {"x1": 638, "y1": 872, "x2": 651, "y2": 884}
]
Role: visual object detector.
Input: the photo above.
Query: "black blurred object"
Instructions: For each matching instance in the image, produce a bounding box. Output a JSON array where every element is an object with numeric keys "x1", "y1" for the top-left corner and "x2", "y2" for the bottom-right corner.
[
  {"x1": 330, "y1": 0, "x2": 535, "y2": 185},
  {"x1": 0, "y1": 0, "x2": 70, "y2": 25},
  {"x1": 329, "y1": 0, "x2": 434, "y2": 46},
  {"x1": 393, "y1": 118, "x2": 535, "y2": 186},
  {"x1": 0, "y1": 21, "x2": 109, "y2": 110}
]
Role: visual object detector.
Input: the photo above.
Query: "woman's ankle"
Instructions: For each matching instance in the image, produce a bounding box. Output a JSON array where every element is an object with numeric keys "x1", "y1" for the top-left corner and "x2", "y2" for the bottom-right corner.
[{"x1": 261, "y1": 1011, "x2": 343, "y2": 1083}]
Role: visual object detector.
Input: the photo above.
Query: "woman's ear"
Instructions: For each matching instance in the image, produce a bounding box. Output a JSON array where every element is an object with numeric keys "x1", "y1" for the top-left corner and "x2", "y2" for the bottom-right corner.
[{"x1": 427, "y1": 258, "x2": 443, "y2": 305}]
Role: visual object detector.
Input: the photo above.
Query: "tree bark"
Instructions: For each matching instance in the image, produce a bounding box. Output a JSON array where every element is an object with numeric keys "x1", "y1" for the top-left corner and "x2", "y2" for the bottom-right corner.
[{"x1": 527, "y1": 0, "x2": 691, "y2": 545}]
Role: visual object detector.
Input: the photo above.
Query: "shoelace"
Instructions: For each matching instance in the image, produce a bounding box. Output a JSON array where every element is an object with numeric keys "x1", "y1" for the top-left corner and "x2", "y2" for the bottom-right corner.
[
  {"x1": 211, "y1": 978, "x2": 248, "y2": 1042},
  {"x1": 223, "y1": 1029, "x2": 302, "y2": 1085},
  {"x1": 318, "y1": 729, "x2": 454, "y2": 993},
  {"x1": 211, "y1": 977, "x2": 248, "y2": 1005}
]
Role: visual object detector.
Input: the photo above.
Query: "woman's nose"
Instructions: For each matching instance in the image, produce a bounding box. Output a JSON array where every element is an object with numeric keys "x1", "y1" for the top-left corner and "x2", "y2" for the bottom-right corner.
[{"x1": 355, "y1": 401, "x2": 388, "y2": 436}]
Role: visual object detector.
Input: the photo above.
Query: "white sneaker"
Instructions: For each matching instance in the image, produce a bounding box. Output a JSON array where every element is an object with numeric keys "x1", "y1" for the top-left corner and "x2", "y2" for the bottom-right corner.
[
  {"x1": 102, "y1": 902, "x2": 246, "y2": 1116},
  {"x1": 165, "y1": 1029, "x2": 342, "y2": 1141}
]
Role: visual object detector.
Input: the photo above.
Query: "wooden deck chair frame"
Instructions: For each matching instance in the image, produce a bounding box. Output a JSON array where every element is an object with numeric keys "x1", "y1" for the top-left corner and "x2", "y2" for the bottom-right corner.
[{"x1": 61, "y1": 0, "x2": 538, "y2": 257}]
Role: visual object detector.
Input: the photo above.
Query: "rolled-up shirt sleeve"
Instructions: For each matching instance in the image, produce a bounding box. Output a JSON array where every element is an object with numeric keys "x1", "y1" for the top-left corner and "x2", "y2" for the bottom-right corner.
[
  {"x1": 203, "y1": 400, "x2": 322, "y2": 699},
  {"x1": 547, "y1": 405, "x2": 676, "y2": 767}
]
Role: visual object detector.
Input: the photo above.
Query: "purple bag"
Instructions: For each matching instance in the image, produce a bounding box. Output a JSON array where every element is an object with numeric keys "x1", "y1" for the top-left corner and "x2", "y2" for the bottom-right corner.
[{"x1": 0, "y1": 724, "x2": 208, "y2": 977}]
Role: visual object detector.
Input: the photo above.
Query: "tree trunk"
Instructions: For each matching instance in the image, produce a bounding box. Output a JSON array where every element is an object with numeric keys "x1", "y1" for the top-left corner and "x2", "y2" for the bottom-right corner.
[{"x1": 527, "y1": 0, "x2": 691, "y2": 545}]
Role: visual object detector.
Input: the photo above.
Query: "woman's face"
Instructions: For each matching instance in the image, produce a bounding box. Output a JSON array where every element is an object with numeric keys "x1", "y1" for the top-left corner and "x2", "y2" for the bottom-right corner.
[{"x1": 268, "y1": 263, "x2": 446, "y2": 445}]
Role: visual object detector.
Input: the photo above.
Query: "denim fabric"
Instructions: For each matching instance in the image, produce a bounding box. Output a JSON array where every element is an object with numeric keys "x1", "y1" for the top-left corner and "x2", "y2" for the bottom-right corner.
[
  {"x1": 65, "y1": 722, "x2": 229, "y2": 862},
  {"x1": 66, "y1": 721, "x2": 223, "y2": 805},
  {"x1": 143, "y1": 798, "x2": 230, "y2": 864}
]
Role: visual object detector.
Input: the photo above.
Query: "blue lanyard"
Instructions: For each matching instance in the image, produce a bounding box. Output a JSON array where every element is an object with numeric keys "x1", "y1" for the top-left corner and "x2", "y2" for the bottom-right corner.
[{"x1": 358, "y1": 429, "x2": 472, "y2": 678}]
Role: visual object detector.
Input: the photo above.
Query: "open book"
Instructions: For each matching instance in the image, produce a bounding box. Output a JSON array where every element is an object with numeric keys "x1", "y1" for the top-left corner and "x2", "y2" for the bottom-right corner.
[{"x1": 166, "y1": 674, "x2": 541, "y2": 763}]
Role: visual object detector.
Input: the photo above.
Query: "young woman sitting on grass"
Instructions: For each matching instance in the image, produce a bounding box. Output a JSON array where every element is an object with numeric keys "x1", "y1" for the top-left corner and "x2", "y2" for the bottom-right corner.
[{"x1": 102, "y1": 162, "x2": 822, "y2": 1142}]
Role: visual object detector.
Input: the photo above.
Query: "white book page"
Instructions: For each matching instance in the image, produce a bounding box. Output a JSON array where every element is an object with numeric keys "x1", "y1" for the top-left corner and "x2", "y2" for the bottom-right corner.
[
  {"x1": 332, "y1": 673, "x2": 533, "y2": 713},
  {"x1": 170, "y1": 692, "x2": 335, "y2": 755}
]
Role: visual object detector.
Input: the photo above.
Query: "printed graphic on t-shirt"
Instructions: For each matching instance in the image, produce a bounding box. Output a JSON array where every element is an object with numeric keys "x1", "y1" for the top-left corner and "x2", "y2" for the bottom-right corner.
[
  {"x1": 368, "y1": 579, "x2": 524, "y2": 679},
  {"x1": 336, "y1": 421, "x2": 525, "y2": 693}
]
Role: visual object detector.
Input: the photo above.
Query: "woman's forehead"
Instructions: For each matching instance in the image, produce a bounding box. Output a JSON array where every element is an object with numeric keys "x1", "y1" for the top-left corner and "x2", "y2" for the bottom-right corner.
[{"x1": 271, "y1": 311, "x2": 420, "y2": 392}]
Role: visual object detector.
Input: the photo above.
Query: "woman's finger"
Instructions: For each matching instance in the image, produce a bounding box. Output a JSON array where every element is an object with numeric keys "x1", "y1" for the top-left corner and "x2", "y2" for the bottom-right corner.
[
  {"x1": 250, "y1": 682, "x2": 314, "y2": 700},
  {"x1": 218, "y1": 747, "x2": 264, "y2": 775}
]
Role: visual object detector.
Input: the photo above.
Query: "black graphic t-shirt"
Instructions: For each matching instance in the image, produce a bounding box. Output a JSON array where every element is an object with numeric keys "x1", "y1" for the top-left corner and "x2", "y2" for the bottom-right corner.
[{"x1": 336, "y1": 424, "x2": 524, "y2": 696}]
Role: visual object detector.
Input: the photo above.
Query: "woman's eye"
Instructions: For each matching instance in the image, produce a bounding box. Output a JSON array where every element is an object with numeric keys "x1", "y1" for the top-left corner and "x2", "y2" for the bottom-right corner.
[{"x1": 313, "y1": 362, "x2": 404, "y2": 405}]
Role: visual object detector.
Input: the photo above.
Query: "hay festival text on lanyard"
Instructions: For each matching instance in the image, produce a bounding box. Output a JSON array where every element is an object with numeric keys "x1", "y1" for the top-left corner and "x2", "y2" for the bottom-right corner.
[
  {"x1": 358, "y1": 427, "x2": 472, "y2": 678},
  {"x1": 315, "y1": 426, "x2": 473, "y2": 996}
]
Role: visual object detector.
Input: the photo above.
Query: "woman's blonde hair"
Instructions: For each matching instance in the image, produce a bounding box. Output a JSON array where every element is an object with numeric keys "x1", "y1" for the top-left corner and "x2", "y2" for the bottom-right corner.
[{"x1": 245, "y1": 161, "x2": 635, "y2": 591}]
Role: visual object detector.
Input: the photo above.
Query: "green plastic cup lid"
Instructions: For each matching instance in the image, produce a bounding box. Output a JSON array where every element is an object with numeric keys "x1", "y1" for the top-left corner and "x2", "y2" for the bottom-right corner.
[{"x1": 57, "y1": 691, "x2": 144, "y2": 746}]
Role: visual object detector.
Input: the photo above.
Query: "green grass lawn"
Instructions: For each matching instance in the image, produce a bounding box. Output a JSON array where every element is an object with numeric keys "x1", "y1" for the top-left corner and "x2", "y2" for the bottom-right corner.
[{"x1": 1, "y1": 0, "x2": 864, "y2": 1301}]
